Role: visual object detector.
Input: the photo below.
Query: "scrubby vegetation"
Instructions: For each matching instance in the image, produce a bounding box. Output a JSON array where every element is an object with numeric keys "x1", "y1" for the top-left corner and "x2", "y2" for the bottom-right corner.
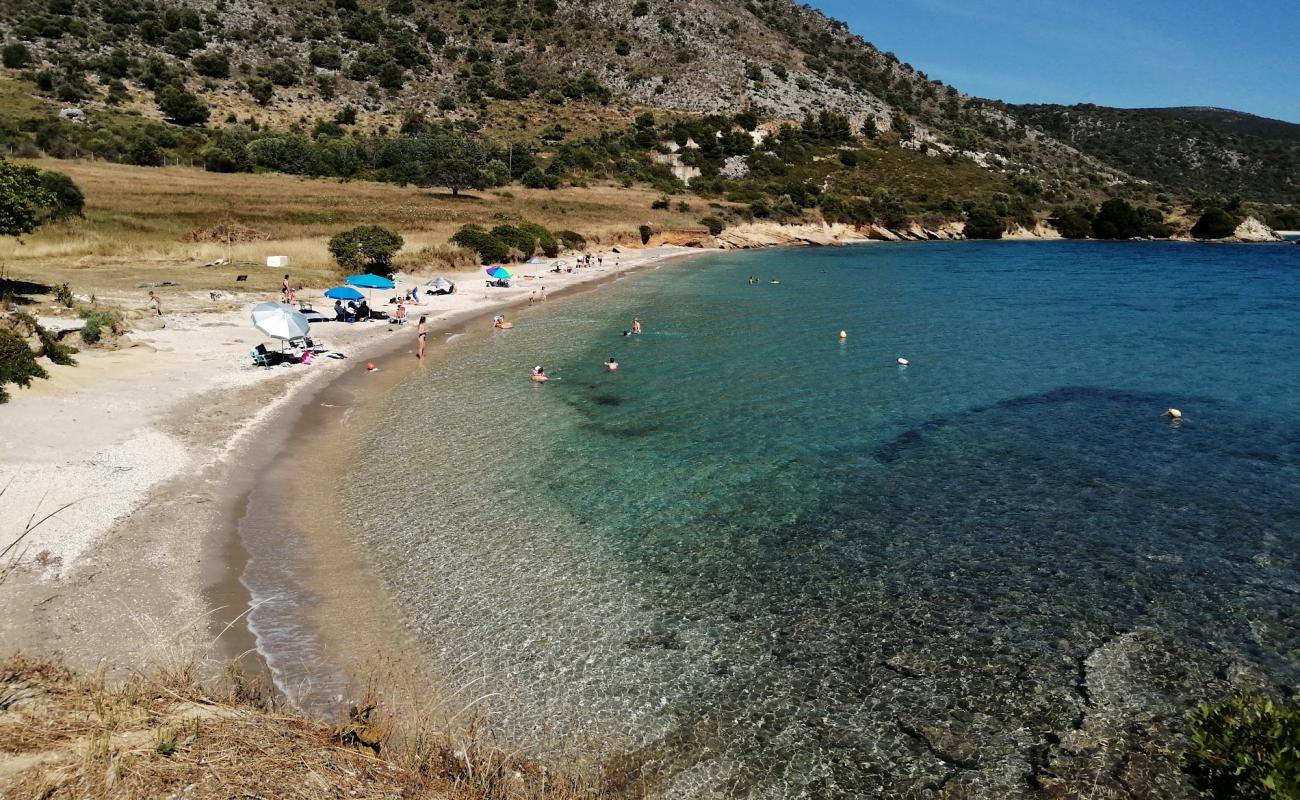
[
  {"x1": 0, "y1": 655, "x2": 610, "y2": 799},
  {"x1": 449, "y1": 221, "x2": 558, "y2": 264},
  {"x1": 1184, "y1": 694, "x2": 1300, "y2": 799},
  {"x1": 328, "y1": 224, "x2": 404, "y2": 273}
]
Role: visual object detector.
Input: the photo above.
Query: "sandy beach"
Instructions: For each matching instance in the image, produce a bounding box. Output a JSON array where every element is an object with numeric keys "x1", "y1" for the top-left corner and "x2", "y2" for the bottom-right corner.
[{"x1": 0, "y1": 245, "x2": 701, "y2": 685}]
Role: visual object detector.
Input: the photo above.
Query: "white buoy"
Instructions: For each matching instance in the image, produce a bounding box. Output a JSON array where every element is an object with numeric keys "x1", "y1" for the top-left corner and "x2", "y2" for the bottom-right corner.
[
  {"x1": 1166, "y1": 408, "x2": 1182, "y2": 420},
  {"x1": 839, "y1": 330, "x2": 847, "y2": 339},
  {"x1": 897, "y1": 357, "x2": 909, "y2": 366}
]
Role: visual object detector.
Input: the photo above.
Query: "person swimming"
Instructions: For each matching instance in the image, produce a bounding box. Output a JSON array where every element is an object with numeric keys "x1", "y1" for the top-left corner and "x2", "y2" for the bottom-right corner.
[
  {"x1": 632, "y1": 318, "x2": 642, "y2": 334},
  {"x1": 605, "y1": 357, "x2": 619, "y2": 371},
  {"x1": 531, "y1": 365, "x2": 548, "y2": 382}
]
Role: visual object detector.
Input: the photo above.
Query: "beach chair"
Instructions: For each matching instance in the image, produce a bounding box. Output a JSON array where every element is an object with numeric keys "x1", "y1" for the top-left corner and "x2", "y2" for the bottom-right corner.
[{"x1": 250, "y1": 345, "x2": 273, "y2": 368}]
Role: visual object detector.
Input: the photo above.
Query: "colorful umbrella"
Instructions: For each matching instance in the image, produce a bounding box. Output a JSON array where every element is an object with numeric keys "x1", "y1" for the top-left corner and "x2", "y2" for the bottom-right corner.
[
  {"x1": 324, "y1": 286, "x2": 365, "y2": 301},
  {"x1": 344, "y1": 274, "x2": 395, "y2": 289},
  {"x1": 485, "y1": 266, "x2": 512, "y2": 279}
]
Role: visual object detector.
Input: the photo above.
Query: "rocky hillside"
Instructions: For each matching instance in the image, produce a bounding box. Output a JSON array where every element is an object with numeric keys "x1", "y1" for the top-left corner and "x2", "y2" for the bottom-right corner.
[
  {"x1": 0, "y1": 0, "x2": 1294, "y2": 209},
  {"x1": 0, "y1": 0, "x2": 1126, "y2": 181},
  {"x1": 1009, "y1": 104, "x2": 1300, "y2": 203}
]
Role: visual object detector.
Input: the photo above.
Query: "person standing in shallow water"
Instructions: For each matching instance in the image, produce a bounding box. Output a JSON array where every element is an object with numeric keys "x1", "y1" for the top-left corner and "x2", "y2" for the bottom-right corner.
[
  {"x1": 632, "y1": 317, "x2": 642, "y2": 334},
  {"x1": 416, "y1": 316, "x2": 427, "y2": 359}
]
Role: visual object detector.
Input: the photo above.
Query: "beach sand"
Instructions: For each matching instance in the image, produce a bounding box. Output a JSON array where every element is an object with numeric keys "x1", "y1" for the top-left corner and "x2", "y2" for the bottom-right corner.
[{"x1": 0, "y1": 246, "x2": 699, "y2": 687}]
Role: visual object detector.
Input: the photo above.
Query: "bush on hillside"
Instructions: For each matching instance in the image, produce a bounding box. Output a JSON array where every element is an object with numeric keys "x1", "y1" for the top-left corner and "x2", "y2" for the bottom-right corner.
[
  {"x1": 964, "y1": 207, "x2": 1004, "y2": 239},
  {"x1": 699, "y1": 216, "x2": 726, "y2": 236},
  {"x1": 191, "y1": 51, "x2": 231, "y2": 79},
  {"x1": 520, "y1": 167, "x2": 558, "y2": 189},
  {"x1": 1091, "y1": 198, "x2": 1171, "y2": 240},
  {"x1": 1050, "y1": 206, "x2": 1093, "y2": 239},
  {"x1": 638, "y1": 224, "x2": 653, "y2": 244},
  {"x1": 556, "y1": 229, "x2": 586, "y2": 250},
  {"x1": 329, "y1": 226, "x2": 404, "y2": 274},
  {"x1": 2, "y1": 42, "x2": 32, "y2": 69},
  {"x1": 449, "y1": 225, "x2": 509, "y2": 264},
  {"x1": 156, "y1": 84, "x2": 209, "y2": 126},
  {"x1": 449, "y1": 221, "x2": 560, "y2": 264},
  {"x1": 1191, "y1": 207, "x2": 1239, "y2": 240}
]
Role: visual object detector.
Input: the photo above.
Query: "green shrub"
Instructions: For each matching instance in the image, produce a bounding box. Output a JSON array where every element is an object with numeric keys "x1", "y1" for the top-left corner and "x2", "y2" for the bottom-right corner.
[
  {"x1": 55, "y1": 283, "x2": 74, "y2": 307},
  {"x1": 246, "y1": 78, "x2": 274, "y2": 105},
  {"x1": 156, "y1": 84, "x2": 209, "y2": 126},
  {"x1": 0, "y1": 328, "x2": 48, "y2": 403},
  {"x1": 328, "y1": 225, "x2": 405, "y2": 273},
  {"x1": 192, "y1": 51, "x2": 231, "y2": 79},
  {"x1": 699, "y1": 216, "x2": 726, "y2": 236},
  {"x1": 520, "y1": 168, "x2": 558, "y2": 189},
  {"x1": 516, "y1": 222, "x2": 559, "y2": 257},
  {"x1": 1185, "y1": 695, "x2": 1299, "y2": 799},
  {"x1": 449, "y1": 225, "x2": 508, "y2": 264},
  {"x1": 964, "y1": 208, "x2": 1004, "y2": 240},
  {"x1": 1051, "y1": 206, "x2": 1093, "y2": 239},
  {"x1": 638, "y1": 224, "x2": 653, "y2": 244},
  {"x1": 556, "y1": 229, "x2": 586, "y2": 250},
  {"x1": 38, "y1": 169, "x2": 84, "y2": 221},
  {"x1": 1192, "y1": 207, "x2": 1240, "y2": 240},
  {"x1": 2, "y1": 42, "x2": 32, "y2": 69},
  {"x1": 78, "y1": 309, "x2": 122, "y2": 343}
]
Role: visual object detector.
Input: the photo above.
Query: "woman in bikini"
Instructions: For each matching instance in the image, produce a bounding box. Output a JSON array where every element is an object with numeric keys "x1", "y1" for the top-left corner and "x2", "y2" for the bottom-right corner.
[{"x1": 416, "y1": 316, "x2": 427, "y2": 359}]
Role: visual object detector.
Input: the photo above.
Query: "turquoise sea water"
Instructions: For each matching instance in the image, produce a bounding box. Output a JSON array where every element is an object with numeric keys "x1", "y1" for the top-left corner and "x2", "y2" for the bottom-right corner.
[{"x1": 340, "y1": 242, "x2": 1299, "y2": 798}]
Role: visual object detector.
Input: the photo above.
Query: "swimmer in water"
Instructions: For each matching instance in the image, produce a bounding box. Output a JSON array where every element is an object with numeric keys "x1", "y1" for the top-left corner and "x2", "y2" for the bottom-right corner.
[
  {"x1": 632, "y1": 318, "x2": 642, "y2": 334},
  {"x1": 531, "y1": 365, "x2": 548, "y2": 382},
  {"x1": 605, "y1": 357, "x2": 619, "y2": 371}
]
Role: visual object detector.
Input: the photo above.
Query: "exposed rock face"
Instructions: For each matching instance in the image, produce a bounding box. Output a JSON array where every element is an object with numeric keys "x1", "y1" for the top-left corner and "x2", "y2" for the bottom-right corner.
[
  {"x1": 1003, "y1": 222, "x2": 1063, "y2": 240},
  {"x1": 714, "y1": 222, "x2": 873, "y2": 249},
  {"x1": 1227, "y1": 216, "x2": 1284, "y2": 242}
]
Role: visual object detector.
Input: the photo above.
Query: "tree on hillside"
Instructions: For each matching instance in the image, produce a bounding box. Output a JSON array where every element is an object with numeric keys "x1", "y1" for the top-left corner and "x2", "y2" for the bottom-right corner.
[
  {"x1": 418, "y1": 131, "x2": 489, "y2": 196},
  {"x1": 964, "y1": 207, "x2": 1004, "y2": 239},
  {"x1": 0, "y1": 157, "x2": 56, "y2": 238},
  {"x1": 37, "y1": 170, "x2": 84, "y2": 220},
  {"x1": 156, "y1": 84, "x2": 209, "y2": 126},
  {"x1": 1091, "y1": 198, "x2": 1171, "y2": 240},
  {"x1": 1191, "y1": 207, "x2": 1239, "y2": 240},
  {"x1": 1050, "y1": 206, "x2": 1093, "y2": 239}
]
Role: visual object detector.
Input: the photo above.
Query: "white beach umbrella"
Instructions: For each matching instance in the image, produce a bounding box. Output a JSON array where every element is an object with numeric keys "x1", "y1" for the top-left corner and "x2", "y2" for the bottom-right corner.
[
  {"x1": 426, "y1": 277, "x2": 455, "y2": 292},
  {"x1": 251, "y1": 301, "x2": 310, "y2": 340}
]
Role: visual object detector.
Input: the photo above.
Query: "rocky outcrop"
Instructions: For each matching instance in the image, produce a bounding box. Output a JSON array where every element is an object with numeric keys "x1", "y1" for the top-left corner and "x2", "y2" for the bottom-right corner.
[
  {"x1": 1003, "y1": 222, "x2": 1063, "y2": 240},
  {"x1": 714, "y1": 222, "x2": 873, "y2": 249},
  {"x1": 1226, "y1": 216, "x2": 1283, "y2": 242}
]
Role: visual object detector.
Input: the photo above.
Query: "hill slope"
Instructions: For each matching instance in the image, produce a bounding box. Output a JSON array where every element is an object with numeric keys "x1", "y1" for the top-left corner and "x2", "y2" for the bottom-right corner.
[
  {"x1": 0, "y1": 0, "x2": 1294, "y2": 210},
  {"x1": 1008, "y1": 104, "x2": 1300, "y2": 203}
]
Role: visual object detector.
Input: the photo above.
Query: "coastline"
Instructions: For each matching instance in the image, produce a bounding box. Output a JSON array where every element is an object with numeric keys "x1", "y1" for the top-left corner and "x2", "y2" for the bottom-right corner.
[{"x1": 0, "y1": 244, "x2": 709, "y2": 692}]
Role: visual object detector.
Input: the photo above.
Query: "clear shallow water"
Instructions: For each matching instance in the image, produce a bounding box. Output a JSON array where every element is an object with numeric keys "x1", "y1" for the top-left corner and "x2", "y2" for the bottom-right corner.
[{"x1": 344, "y1": 242, "x2": 1299, "y2": 798}]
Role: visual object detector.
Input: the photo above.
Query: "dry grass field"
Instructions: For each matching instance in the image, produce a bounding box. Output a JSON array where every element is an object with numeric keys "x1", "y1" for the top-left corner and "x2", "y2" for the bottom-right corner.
[{"x1": 0, "y1": 158, "x2": 710, "y2": 299}]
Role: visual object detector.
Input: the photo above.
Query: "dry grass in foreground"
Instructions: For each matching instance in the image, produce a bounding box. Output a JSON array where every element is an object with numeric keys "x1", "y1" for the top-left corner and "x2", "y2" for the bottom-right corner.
[{"x1": 0, "y1": 655, "x2": 625, "y2": 800}]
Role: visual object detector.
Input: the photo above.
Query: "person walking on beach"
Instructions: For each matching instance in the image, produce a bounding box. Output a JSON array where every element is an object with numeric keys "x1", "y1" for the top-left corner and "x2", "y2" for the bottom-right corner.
[
  {"x1": 416, "y1": 316, "x2": 427, "y2": 359},
  {"x1": 147, "y1": 290, "x2": 163, "y2": 326},
  {"x1": 281, "y1": 274, "x2": 290, "y2": 299},
  {"x1": 540, "y1": 285, "x2": 546, "y2": 301}
]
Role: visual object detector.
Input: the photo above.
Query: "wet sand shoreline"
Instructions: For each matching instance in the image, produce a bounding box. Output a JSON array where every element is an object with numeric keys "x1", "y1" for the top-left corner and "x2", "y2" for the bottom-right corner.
[{"x1": 224, "y1": 250, "x2": 712, "y2": 717}]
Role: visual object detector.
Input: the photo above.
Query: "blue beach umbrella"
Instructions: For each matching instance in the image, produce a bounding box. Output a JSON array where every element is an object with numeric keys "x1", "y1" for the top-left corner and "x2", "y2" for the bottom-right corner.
[
  {"x1": 324, "y1": 286, "x2": 365, "y2": 301},
  {"x1": 485, "y1": 266, "x2": 512, "y2": 280},
  {"x1": 344, "y1": 274, "x2": 396, "y2": 290}
]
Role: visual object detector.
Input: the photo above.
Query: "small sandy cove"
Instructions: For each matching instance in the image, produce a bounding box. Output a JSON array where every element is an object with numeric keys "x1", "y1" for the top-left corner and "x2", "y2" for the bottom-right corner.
[{"x1": 0, "y1": 246, "x2": 697, "y2": 674}]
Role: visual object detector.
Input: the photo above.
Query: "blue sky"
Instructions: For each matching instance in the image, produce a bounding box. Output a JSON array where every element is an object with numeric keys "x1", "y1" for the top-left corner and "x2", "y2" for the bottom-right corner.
[{"x1": 811, "y1": 0, "x2": 1300, "y2": 123}]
